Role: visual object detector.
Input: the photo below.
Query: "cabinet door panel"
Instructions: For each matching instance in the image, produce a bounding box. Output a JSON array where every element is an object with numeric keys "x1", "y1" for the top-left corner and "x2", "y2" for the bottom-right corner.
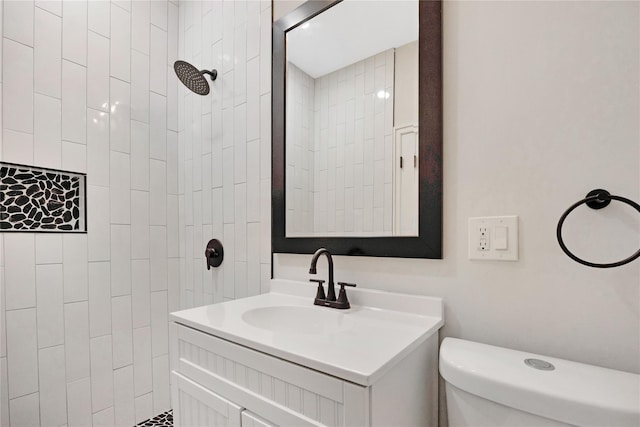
[
  {"x1": 172, "y1": 372, "x2": 242, "y2": 427},
  {"x1": 241, "y1": 411, "x2": 277, "y2": 427},
  {"x1": 176, "y1": 324, "x2": 343, "y2": 401},
  {"x1": 174, "y1": 324, "x2": 351, "y2": 426}
]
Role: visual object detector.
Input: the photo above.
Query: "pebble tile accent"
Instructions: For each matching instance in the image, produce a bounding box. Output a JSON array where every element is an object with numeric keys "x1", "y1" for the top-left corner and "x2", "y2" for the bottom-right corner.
[
  {"x1": 0, "y1": 163, "x2": 86, "y2": 232},
  {"x1": 136, "y1": 410, "x2": 173, "y2": 427}
]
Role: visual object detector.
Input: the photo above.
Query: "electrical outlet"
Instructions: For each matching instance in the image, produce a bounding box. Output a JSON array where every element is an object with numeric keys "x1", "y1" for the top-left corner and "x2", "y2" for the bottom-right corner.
[
  {"x1": 468, "y1": 216, "x2": 519, "y2": 261},
  {"x1": 478, "y1": 238, "x2": 489, "y2": 251},
  {"x1": 478, "y1": 227, "x2": 489, "y2": 251}
]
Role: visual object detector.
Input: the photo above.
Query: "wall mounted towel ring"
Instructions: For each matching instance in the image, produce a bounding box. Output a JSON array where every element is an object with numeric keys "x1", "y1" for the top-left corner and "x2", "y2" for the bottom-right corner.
[
  {"x1": 557, "y1": 189, "x2": 640, "y2": 268},
  {"x1": 205, "y1": 239, "x2": 224, "y2": 269}
]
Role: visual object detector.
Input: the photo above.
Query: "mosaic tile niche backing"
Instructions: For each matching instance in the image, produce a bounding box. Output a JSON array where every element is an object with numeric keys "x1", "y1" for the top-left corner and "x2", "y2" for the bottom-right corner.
[
  {"x1": 0, "y1": 162, "x2": 86, "y2": 232},
  {"x1": 136, "y1": 410, "x2": 173, "y2": 427}
]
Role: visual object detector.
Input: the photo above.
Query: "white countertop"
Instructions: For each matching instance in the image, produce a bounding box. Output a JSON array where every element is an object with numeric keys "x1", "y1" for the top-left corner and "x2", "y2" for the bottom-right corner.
[{"x1": 170, "y1": 279, "x2": 444, "y2": 386}]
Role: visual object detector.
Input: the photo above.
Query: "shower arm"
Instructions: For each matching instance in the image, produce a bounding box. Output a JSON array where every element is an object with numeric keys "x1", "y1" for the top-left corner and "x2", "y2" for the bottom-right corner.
[{"x1": 201, "y1": 70, "x2": 218, "y2": 80}]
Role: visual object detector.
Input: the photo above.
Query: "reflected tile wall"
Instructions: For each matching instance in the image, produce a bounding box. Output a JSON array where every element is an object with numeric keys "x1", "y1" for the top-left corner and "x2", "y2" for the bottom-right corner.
[{"x1": 287, "y1": 49, "x2": 395, "y2": 236}]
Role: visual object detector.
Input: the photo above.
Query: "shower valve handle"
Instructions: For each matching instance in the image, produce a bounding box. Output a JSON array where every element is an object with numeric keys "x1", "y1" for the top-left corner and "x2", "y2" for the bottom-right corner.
[{"x1": 205, "y1": 239, "x2": 224, "y2": 269}]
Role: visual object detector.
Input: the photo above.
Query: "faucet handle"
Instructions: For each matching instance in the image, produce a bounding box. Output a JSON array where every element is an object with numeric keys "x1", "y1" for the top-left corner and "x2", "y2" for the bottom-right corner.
[
  {"x1": 336, "y1": 282, "x2": 357, "y2": 309},
  {"x1": 309, "y1": 279, "x2": 326, "y2": 301},
  {"x1": 337, "y1": 282, "x2": 356, "y2": 288}
]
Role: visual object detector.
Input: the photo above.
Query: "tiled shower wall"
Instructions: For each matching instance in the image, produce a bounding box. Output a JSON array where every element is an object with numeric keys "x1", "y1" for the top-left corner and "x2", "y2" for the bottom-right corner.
[
  {"x1": 176, "y1": 0, "x2": 272, "y2": 309},
  {"x1": 1, "y1": 0, "x2": 177, "y2": 425}
]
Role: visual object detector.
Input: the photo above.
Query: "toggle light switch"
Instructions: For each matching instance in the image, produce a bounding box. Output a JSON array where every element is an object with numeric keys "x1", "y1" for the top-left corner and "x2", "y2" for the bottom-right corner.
[{"x1": 494, "y1": 226, "x2": 508, "y2": 250}]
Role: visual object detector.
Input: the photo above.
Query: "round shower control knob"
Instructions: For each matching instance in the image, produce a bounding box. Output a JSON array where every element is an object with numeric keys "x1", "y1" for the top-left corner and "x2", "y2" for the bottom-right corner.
[{"x1": 204, "y1": 239, "x2": 224, "y2": 269}]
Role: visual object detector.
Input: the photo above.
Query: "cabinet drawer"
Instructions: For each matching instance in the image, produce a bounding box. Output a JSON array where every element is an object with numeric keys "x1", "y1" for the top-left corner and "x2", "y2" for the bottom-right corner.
[{"x1": 171, "y1": 323, "x2": 369, "y2": 427}]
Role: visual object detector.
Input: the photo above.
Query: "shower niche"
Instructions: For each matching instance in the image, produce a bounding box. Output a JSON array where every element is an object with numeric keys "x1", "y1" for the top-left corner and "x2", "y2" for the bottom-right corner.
[{"x1": 0, "y1": 162, "x2": 87, "y2": 232}]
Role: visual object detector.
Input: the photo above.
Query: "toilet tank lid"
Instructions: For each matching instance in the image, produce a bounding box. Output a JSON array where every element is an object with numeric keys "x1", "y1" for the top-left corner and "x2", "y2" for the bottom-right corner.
[{"x1": 440, "y1": 338, "x2": 640, "y2": 427}]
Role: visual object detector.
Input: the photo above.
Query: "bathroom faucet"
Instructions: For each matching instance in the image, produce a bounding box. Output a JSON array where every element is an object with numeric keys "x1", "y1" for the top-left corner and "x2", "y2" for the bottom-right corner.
[
  {"x1": 309, "y1": 248, "x2": 336, "y2": 302},
  {"x1": 309, "y1": 248, "x2": 356, "y2": 309}
]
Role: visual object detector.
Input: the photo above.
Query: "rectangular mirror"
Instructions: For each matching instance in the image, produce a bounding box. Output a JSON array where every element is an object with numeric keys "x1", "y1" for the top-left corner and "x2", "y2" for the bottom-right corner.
[{"x1": 273, "y1": 0, "x2": 442, "y2": 258}]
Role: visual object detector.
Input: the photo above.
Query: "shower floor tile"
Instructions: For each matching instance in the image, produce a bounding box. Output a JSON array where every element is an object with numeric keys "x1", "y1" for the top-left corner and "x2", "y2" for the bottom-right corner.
[{"x1": 135, "y1": 410, "x2": 173, "y2": 427}]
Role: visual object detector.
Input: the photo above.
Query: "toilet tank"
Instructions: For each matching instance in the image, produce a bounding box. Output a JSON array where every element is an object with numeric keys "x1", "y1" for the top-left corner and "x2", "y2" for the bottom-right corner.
[{"x1": 440, "y1": 338, "x2": 640, "y2": 427}]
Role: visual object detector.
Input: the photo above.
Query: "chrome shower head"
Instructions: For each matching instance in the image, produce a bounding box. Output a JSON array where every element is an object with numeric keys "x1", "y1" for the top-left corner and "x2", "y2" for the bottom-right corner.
[{"x1": 173, "y1": 60, "x2": 217, "y2": 96}]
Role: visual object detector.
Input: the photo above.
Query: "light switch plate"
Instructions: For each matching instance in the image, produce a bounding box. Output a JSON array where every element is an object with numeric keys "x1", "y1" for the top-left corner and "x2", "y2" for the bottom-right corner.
[{"x1": 468, "y1": 216, "x2": 519, "y2": 261}]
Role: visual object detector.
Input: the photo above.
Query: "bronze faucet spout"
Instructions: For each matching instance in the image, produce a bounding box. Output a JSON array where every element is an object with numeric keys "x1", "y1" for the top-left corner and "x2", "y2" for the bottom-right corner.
[{"x1": 309, "y1": 248, "x2": 336, "y2": 301}]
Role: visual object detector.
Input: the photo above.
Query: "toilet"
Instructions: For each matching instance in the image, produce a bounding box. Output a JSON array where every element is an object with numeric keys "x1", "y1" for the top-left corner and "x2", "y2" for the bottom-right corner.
[{"x1": 439, "y1": 338, "x2": 640, "y2": 427}]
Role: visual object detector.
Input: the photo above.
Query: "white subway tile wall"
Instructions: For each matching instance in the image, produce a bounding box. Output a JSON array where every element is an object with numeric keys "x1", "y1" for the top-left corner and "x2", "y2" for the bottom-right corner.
[
  {"x1": 93, "y1": 406, "x2": 116, "y2": 427},
  {"x1": 34, "y1": 94, "x2": 63, "y2": 169},
  {"x1": 34, "y1": 7, "x2": 62, "y2": 100},
  {"x1": 37, "y1": 345, "x2": 67, "y2": 426},
  {"x1": 87, "y1": 31, "x2": 110, "y2": 113},
  {"x1": 177, "y1": 0, "x2": 272, "y2": 309},
  {"x1": 89, "y1": 334, "x2": 115, "y2": 413},
  {"x1": 133, "y1": 326, "x2": 154, "y2": 397},
  {"x1": 1, "y1": 0, "x2": 178, "y2": 424},
  {"x1": 135, "y1": 393, "x2": 154, "y2": 426},
  {"x1": 66, "y1": 377, "x2": 92, "y2": 427},
  {"x1": 6, "y1": 308, "x2": 38, "y2": 398},
  {"x1": 4, "y1": 38, "x2": 34, "y2": 135},
  {"x1": 35, "y1": 264, "x2": 64, "y2": 348},
  {"x1": 112, "y1": 294, "x2": 134, "y2": 370},
  {"x1": 63, "y1": 301, "x2": 90, "y2": 383},
  {"x1": 113, "y1": 365, "x2": 136, "y2": 426},
  {"x1": 8, "y1": 392, "x2": 40, "y2": 427},
  {"x1": 1, "y1": 0, "x2": 272, "y2": 424}
]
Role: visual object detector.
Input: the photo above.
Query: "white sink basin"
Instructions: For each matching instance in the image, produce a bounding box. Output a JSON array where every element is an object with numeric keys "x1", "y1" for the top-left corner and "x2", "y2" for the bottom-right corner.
[
  {"x1": 170, "y1": 279, "x2": 444, "y2": 385},
  {"x1": 241, "y1": 305, "x2": 353, "y2": 334}
]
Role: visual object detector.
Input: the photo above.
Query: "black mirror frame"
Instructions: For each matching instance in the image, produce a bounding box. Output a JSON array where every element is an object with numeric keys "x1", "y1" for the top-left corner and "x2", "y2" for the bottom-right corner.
[{"x1": 272, "y1": 0, "x2": 442, "y2": 258}]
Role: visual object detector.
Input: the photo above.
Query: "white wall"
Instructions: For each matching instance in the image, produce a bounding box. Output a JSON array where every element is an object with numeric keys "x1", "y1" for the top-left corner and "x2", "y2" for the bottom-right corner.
[
  {"x1": 176, "y1": 0, "x2": 272, "y2": 308},
  {"x1": 1, "y1": 0, "x2": 177, "y2": 425},
  {"x1": 275, "y1": 0, "x2": 640, "y2": 375}
]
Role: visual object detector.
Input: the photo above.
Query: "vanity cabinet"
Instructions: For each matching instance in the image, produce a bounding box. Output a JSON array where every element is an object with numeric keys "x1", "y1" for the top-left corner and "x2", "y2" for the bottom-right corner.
[{"x1": 170, "y1": 322, "x2": 439, "y2": 427}]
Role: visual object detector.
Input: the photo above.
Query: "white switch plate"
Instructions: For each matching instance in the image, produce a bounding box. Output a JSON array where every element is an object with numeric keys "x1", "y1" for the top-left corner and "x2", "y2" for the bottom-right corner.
[{"x1": 468, "y1": 216, "x2": 519, "y2": 261}]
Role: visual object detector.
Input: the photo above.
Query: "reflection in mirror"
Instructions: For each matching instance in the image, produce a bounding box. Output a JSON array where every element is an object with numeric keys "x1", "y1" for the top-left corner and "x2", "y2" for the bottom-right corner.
[
  {"x1": 272, "y1": 0, "x2": 442, "y2": 259},
  {"x1": 285, "y1": 0, "x2": 419, "y2": 237}
]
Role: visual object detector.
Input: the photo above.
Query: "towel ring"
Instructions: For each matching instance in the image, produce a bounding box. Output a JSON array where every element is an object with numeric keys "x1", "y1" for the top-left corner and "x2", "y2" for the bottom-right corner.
[{"x1": 556, "y1": 189, "x2": 640, "y2": 268}]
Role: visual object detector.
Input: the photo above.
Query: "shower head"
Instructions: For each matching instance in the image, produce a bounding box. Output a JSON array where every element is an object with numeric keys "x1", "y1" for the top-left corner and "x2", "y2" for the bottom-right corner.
[{"x1": 174, "y1": 60, "x2": 217, "y2": 96}]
